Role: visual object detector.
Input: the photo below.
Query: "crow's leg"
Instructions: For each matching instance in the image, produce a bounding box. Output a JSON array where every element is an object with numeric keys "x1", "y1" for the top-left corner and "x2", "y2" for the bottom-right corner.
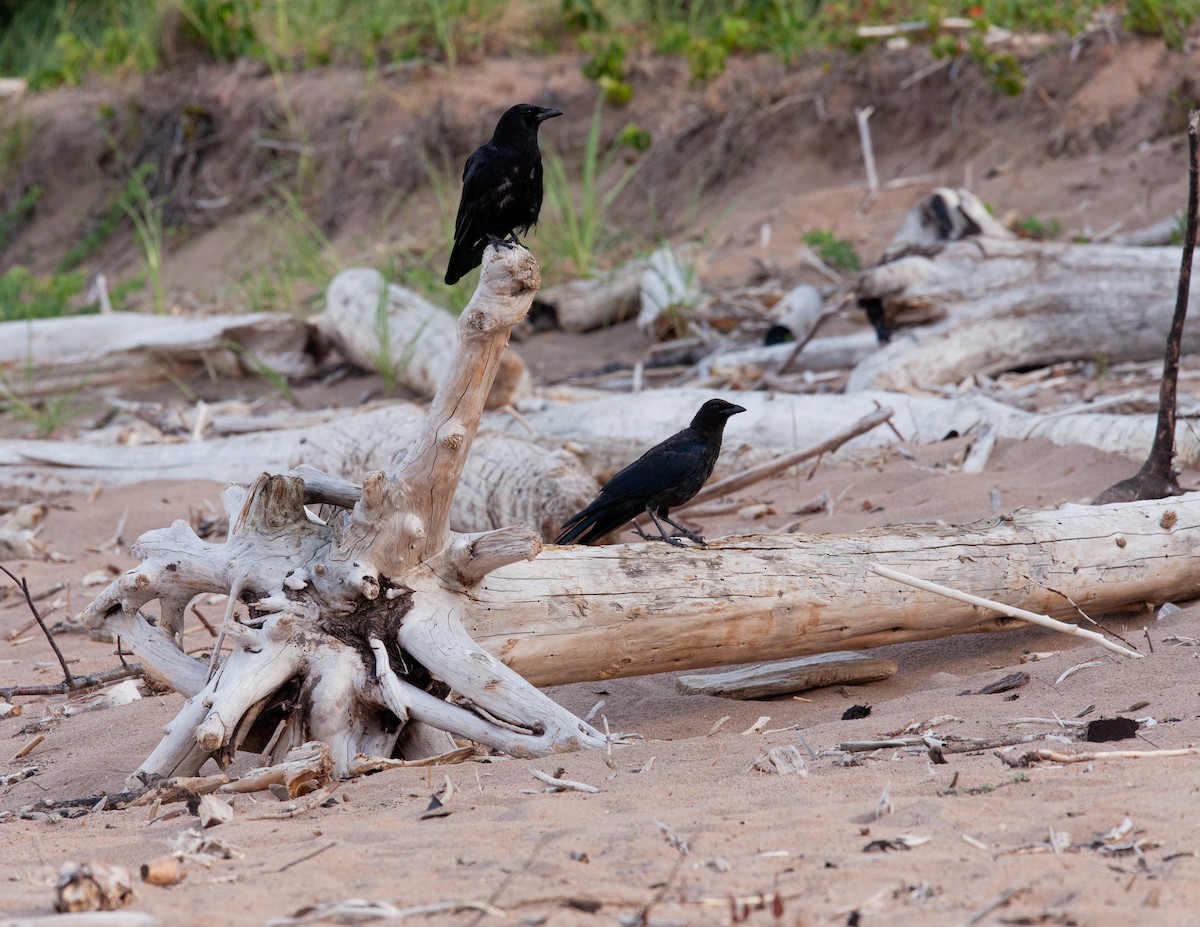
[
  {"x1": 644, "y1": 507, "x2": 687, "y2": 548},
  {"x1": 486, "y1": 233, "x2": 517, "y2": 250},
  {"x1": 660, "y1": 511, "x2": 707, "y2": 546}
]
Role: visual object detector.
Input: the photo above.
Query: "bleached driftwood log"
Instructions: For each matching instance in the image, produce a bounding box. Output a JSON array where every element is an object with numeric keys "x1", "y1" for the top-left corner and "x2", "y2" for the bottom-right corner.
[
  {"x1": 504, "y1": 387, "x2": 1200, "y2": 477},
  {"x1": 0, "y1": 405, "x2": 597, "y2": 539},
  {"x1": 0, "y1": 312, "x2": 314, "y2": 399},
  {"x1": 5, "y1": 386, "x2": 1200, "y2": 502},
  {"x1": 322, "y1": 268, "x2": 531, "y2": 407},
  {"x1": 694, "y1": 332, "x2": 877, "y2": 380},
  {"x1": 79, "y1": 245, "x2": 613, "y2": 783},
  {"x1": 850, "y1": 235, "x2": 1200, "y2": 391},
  {"x1": 675, "y1": 653, "x2": 899, "y2": 699},
  {"x1": 531, "y1": 257, "x2": 648, "y2": 332},
  {"x1": 467, "y1": 492, "x2": 1200, "y2": 686}
]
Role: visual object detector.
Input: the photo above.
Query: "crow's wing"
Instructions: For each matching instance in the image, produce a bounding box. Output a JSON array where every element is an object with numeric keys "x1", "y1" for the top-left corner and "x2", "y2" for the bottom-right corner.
[
  {"x1": 555, "y1": 430, "x2": 707, "y2": 544},
  {"x1": 445, "y1": 145, "x2": 499, "y2": 284}
]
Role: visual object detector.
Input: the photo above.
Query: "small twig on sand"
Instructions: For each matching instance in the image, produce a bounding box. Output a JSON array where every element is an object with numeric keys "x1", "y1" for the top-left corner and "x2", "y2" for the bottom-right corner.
[
  {"x1": 529, "y1": 768, "x2": 599, "y2": 794},
  {"x1": 266, "y1": 899, "x2": 506, "y2": 926},
  {"x1": 869, "y1": 564, "x2": 1143, "y2": 659},
  {"x1": 0, "y1": 663, "x2": 145, "y2": 702},
  {"x1": 0, "y1": 565, "x2": 73, "y2": 686},
  {"x1": 275, "y1": 840, "x2": 338, "y2": 873},
  {"x1": 1005, "y1": 746, "x2": 1200, "y2": 767},
  {"x1": 959, "y1": 888, "x2": 1018, "y2": 926}
]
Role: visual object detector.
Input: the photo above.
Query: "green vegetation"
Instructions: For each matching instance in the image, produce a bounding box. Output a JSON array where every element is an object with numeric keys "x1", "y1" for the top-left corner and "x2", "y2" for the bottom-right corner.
[
  {"x1": 237, "y1": 191, "x2": 342, "y2": 314},
  {"x1": 2, "y1": 2, "x2": 1196, "y2": 97},
  {"x1": 803, "y1": 229, "x2": 860, "y2": 272},
  {"x1": 542, "y1": 94, "x2": 646, "y2": 278},
  {"x1": 119, "y1": 165, "x2": 166, "y2": 313},
  {"x1": 1013, "y1": 214, "x2": 1063, "y2": 240},
  {"x1": 0, "y1": 266, "x2": 94, "y2": 322}
]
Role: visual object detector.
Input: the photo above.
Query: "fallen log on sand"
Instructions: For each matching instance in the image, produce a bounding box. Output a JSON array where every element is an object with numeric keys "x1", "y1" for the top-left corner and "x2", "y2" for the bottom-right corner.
[
  {"x1": 0, "y1": 312, "x2": 314, "y2": 399},
  {"x1": 851, "y1": 234, "x2": 1200, "y2": 392},
  {"x1": 464, "y1": 492, "x2": 1194, "y2": 686},
  {"x1": 321, "y1": 268, "x2": 530, "y2": 407},
  {"x1": 74, "y1": 247, "x2": 1197, "y2": 785},
  {"x1": 0, "y1": 407, "x2": 597, "y2": 539}
]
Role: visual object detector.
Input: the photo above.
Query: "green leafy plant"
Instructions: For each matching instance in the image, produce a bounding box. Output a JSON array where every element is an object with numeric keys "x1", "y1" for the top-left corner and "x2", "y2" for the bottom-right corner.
[
  {"x1": 0, "y1": 266, "x2": 92, "y2": 321},
  {"x1": 1013, "y1": 214, "x2": 1062, "y2": 240},
  {"x1": 803, "y1": 229, "x2": 860, "y2": 272},
  {"x1": 118, "y1": 164, "x2": 166, "y2": 313},
  {"x1": 542, "y1": 94, "x2": 644, "y2": 278}
]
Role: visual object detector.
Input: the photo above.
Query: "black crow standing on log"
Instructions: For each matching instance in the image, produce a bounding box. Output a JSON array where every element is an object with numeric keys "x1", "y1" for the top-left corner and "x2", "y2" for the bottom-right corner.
[
  {"x1": 444, "y1": 103, "x2": 563, "y2": 285},
  {"x1": 556, "y1": 398, "x2": 747, "y2": 547}
]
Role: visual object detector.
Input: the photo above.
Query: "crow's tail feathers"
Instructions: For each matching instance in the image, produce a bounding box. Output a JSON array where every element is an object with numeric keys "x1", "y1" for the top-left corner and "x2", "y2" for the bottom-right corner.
[
  {"x1": 444, "y1": 237, "x2": 486, "y2": 285},
  {"x1": 555, "y1": 500, "x2": 636, "y2": 545}
]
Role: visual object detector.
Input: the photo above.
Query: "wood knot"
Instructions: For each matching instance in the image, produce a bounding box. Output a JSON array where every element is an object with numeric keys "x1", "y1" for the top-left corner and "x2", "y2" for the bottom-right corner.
[
  {"x1": 1160, "y1": 510, "x2": 1178, "y2": 530},
  {"x1": 439, "y1": 424, "x2": 466, "y2": 449},
  {"x1": 1115, "y1": 535, "x2": 1127, "y2": 548}
]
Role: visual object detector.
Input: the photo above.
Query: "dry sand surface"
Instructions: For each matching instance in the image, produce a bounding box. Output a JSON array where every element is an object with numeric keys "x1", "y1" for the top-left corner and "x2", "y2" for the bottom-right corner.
[
  {"x1": 3, "y1": 439, "x2": 1200, "y2": 927},
  {"x1": 5, "y1": 29, "x2": 1200, "y2": 927}
]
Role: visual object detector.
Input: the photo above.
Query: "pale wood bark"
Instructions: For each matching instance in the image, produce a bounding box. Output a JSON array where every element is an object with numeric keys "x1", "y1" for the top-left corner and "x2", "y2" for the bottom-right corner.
[
  {"x1": 0, "y1": 312, "x2": 314, "y2": 399},
  {"x1": 0, "y1": 408, "x2": 598, "y2": 539},
  {"x1": 531, "y1": 257, "x2": 648, "y2": 332},
  {"x1": 79, "y1": 245, "x2": 612, "y2": 785},
  {"x1": 675, "y1": 653, "x2": 899, "y2": 699},
  {"x1": 851, "y1": 235, "x2": 1200, "y2": 391},
  {"x1": 322, "y1": 268, "x2": 530, "y2": 408},
  {"x1": 501, "y1": 387, "x2": 1200, "y2": 475},
  {"x1": 463, "y1": 492, "x2": 1199, "y2": 686}
]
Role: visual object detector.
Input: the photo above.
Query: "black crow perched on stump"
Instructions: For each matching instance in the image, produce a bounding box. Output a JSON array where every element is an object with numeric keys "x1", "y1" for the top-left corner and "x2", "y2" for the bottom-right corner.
[
  {"x1": 444, "y1": 103, "x2": 563, "y2": 285},
  {"x1": 556, "y1": 398, "x2": 747, "y2": 547}
]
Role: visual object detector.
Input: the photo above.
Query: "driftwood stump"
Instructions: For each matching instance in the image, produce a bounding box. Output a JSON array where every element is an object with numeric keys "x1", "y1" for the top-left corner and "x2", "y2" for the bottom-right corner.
[{"x1": 80, "y1": 246, "x2": 611, "y2": 783}]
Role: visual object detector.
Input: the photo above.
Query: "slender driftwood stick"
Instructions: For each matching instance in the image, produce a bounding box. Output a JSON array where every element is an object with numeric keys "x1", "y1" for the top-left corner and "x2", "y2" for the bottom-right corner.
[
  {"x1": 683, "y1": 406, "x2": 893, "y2": 510},
  {"x1": 868, "y1": 564, "x2": 1143, "y2": 659},
  {"x1": 0, "y1": 565, "x2": 73, "y2": 685},
  {"x1": 1094, "y1": 109, "x2": 1199, "y2": 502},
  {"x1": 1013, "y1": 747, "x2": 1200, "y2": 765},
  {"x1": 0, "y1": 664, "x2": 145, "y2": 701}
]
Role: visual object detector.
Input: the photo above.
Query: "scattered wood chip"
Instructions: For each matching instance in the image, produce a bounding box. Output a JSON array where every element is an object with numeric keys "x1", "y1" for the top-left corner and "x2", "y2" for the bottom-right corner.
[
  {"x1": 973, "y1": 672, "x2": 1030, "y2": 695},
  {"x1": 741, "y1": 715, "x2": 771, "y2": 735},
  {"x1": 197, "y1": 794, "x2": 233, "y2": 829},
  {"x1": 749, "y1": 745, "x2": 809, "y2": 776},
  {"x1": 0, "y1": 700, "x2": 21, "y2": 718},
  {"x1": 706, "y1": 715, "x2": 731, "y2": 736},
  {"x1": 140, "y1": 855, "x2": 187, "y2": 886},
  {"x1": 863, "y1": 834, "x2": 929, "y2": 852},
  {"x1": 0, "y1": 765, "x2": 38, "y2": 786},
  {"x1": 1020, "y1": 651, "x2": 1059, "y2": 663},
  {"x1": 656, "y1": 821, "x2": 689, "y2": 856},
  {"x1": 875, "y1": 785, "x2": 893, "y2": 820},
  {"x1": 54, "y1": 861, "x2": 136, "y2": 913},
  {"x1": 1085, "y1": 717, "x2": 1139, "y2": 743}
]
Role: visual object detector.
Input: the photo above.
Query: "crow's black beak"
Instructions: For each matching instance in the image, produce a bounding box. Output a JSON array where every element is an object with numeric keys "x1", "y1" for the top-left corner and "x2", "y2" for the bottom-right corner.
[
  {"x1": 727, "y1": 404, "x2": 747, "y2": 416},
  {"x1": 536, "y1": 108, "x2": 564, "y2": 122}
]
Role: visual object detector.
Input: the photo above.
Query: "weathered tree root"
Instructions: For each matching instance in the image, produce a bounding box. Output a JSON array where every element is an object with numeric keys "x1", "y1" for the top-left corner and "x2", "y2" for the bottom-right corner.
[{"x1": 80, "y1": 246, "x2": 618, "y2": 785}]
